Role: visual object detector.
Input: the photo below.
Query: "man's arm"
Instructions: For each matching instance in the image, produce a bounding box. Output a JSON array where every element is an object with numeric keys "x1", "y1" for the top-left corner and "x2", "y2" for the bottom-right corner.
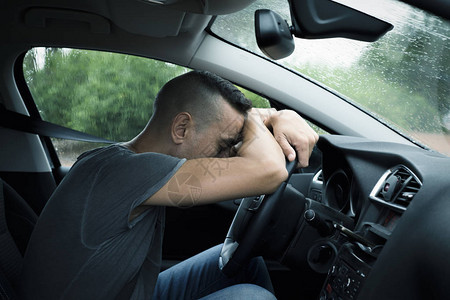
[{"x1": 143, "y1": 113, "x2": 288, "y2": 208}]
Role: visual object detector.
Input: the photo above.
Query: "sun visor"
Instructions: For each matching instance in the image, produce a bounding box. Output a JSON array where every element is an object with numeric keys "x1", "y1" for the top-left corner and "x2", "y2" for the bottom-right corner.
[
  {"x1": 107, "y1": 0, "x2": 255, "y2": 37},
  {"x1": 108, "y1": 0, "x2": 186, "y2": 37},
  {"x1": 137, "y1": 0, "x2": 257, "y2": 15}
]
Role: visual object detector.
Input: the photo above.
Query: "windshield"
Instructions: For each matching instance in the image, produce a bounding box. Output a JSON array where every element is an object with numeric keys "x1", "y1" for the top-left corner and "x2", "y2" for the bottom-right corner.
[{"x1": 210, "y1": 0, "x2": 450, "y2": 156}]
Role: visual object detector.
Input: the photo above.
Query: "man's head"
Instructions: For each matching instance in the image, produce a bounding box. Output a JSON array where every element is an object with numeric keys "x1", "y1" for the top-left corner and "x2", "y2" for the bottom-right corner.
[{"x1": 147, "y1": 70, "x2": 252, "y2": 159}]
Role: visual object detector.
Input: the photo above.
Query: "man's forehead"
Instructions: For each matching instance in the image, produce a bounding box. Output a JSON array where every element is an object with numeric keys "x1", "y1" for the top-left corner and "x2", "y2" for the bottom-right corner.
[
  {"x1": 216, "y1": 99, "x2": 246, "y2": 139},
  {"x1": 219, "y1": 122, "x2": 243, "y2": 146}
]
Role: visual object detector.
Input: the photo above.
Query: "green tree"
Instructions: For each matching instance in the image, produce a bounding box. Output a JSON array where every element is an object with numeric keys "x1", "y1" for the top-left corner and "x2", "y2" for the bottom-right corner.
[{"x1": 24, "y1": 49, "x2": 188, "y2": 141}]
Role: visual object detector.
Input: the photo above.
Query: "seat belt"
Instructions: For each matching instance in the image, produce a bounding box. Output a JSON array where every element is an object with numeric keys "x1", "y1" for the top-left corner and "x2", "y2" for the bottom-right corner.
[{"x1": 0, "y1": 105, "x2": 114, "y2": 144}]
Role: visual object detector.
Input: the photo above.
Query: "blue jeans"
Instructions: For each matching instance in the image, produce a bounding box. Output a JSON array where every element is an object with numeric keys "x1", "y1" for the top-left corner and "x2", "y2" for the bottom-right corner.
[{"x1": 153, "y1": 244, "x2": 276, "y2": 299}]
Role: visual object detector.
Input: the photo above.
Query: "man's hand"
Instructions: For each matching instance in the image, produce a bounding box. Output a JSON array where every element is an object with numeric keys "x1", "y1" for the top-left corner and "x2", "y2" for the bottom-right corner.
[{"x1": 252, "y1": 108, "x2": 319, "y2": 168}]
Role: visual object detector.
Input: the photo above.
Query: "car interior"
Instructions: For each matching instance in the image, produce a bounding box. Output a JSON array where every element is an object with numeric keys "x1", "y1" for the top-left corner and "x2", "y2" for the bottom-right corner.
[{"x1": 0, "y1": 0, "x2": 449, "y2": 299}]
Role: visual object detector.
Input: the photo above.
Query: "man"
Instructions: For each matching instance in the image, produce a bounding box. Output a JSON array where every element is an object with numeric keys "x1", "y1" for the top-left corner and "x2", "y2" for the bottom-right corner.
[{"x1": 19, "y1": 70, "x2": 318, "y2": 299}]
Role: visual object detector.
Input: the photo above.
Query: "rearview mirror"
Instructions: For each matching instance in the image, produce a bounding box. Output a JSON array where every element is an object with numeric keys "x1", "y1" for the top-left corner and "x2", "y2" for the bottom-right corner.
[{"x1": 255, "y1": 9, "x2": 295, "y2": 60}]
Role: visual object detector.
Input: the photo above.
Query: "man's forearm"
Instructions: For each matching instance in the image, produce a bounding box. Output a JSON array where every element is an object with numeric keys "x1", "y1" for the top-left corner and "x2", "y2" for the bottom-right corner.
[{"x1": 144, "y1": 155, "x2": 287, "y2": 208}]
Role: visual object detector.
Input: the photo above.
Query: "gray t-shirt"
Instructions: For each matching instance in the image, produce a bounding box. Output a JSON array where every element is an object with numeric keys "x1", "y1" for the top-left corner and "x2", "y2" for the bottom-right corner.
[{"x1": 19, "y1": 144, "x2": 185, "y2": 299}]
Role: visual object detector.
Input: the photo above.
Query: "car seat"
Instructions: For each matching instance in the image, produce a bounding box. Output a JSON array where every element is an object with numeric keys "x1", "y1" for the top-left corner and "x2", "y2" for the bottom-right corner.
[{"x1": 0, "y1": 178, "x2": 38, "y2": 299}]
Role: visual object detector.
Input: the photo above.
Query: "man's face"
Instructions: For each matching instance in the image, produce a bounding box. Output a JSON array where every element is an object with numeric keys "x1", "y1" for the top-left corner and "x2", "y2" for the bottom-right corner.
[{"x1": 184, "y1": 100, "x2": 245, "y2": 159}]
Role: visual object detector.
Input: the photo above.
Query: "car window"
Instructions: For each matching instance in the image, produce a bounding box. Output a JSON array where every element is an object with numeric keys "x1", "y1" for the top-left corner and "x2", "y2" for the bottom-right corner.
[
  {"x1": 24, "y1": 48, "x2": 314, "y2": 166},
  {"x1": 23, "y1": 48, "x2": 190, "y2": 141}
]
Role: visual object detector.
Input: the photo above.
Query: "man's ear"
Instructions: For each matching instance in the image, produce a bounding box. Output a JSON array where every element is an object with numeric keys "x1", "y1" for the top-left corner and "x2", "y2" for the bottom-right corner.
[{"x1": 171, "y1": 112, "x2": 193, "y2": 144}]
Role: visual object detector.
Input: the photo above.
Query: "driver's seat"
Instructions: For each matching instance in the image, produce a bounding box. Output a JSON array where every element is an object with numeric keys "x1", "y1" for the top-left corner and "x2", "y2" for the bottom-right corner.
[{"x1": 0, "y1": 178, "x2": 38, "y2": 299}]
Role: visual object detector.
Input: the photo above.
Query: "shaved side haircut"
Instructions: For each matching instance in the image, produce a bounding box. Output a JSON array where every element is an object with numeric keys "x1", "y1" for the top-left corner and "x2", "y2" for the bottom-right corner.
[{"x1": 151, "y1": 70, "x2": 252, "y2": 131}]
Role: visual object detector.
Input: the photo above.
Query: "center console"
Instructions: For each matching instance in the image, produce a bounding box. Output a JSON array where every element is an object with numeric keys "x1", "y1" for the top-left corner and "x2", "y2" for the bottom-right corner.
[
  {"x1": 317, "y1": 165, "x2": 422, "y2": 299},
  {"x1": 320, "y1": 243, "x2": 374, "y2": 300}
]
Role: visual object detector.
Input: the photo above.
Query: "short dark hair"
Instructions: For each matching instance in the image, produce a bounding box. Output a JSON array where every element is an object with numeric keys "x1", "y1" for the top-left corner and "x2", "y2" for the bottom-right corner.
[
  {"x1": 152, "y1": 70, "x2": 252, "y2": 130},
  {"x1": 191, "y1": 70, "x2": 253, "y2": 114}
]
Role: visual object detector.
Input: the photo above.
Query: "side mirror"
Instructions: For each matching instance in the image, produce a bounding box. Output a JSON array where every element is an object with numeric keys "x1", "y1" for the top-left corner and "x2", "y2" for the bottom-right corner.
[{"x1": 255, "y1": 9, "x2": 295, "y2": 60}]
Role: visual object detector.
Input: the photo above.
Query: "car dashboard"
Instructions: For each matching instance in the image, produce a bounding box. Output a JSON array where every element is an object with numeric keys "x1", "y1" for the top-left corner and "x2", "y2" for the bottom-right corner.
[{"x1": 284, "y1": 135, "x2": 450, "y2": 299}]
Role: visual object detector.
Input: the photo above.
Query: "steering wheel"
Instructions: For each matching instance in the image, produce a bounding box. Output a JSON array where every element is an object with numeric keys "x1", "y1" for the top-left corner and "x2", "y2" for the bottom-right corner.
[{"x1": 219, "y1": 159, "x2": 297, "y2": 277}]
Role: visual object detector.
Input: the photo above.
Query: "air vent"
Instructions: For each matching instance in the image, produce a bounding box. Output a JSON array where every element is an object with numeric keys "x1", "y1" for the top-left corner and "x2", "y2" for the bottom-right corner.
[
  {"x1": 309, "y1": 170, "x2": 323, "y2": 202},
  {"x1": 315, "y1": 170, "x2": 323, "y2": 183},
  {"x1": 393, "y1": 168, "x2": 421, "y2": 207},
  {"x1": 369, "y1": 165, "x2": 422, "y2": 212}
]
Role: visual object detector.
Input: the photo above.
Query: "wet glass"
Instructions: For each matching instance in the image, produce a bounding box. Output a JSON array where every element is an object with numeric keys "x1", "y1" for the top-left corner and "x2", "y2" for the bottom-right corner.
[{"x1": 211, "y1": 0, "x2": 450, "y2": 156}]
